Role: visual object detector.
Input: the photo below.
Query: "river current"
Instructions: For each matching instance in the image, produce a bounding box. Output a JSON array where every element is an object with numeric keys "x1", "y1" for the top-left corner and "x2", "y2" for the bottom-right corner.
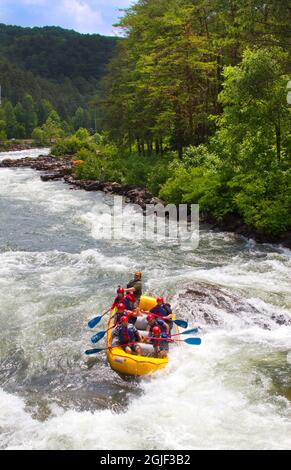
[{"x1": 0, "y1": 149, "x2": 290, "y2": 449}]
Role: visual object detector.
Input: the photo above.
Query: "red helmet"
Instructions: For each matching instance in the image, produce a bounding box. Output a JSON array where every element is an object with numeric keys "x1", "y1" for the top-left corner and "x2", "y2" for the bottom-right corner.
[
  {"x1": 147, "y1": 314, "x2": 155, "y2": 322},
  {"x1": 157, "y1": 297, "x2": 164, "y2": 303},
  {"x1": 117, "y1": 287, "x2": 124, "y2": 294},
  {"x1": 117, "y1": 303, "x2": 125, "y2": 310},
  {"x1": 152, "y1": 326, "x2": 161, "y2": 336},
  {"x1": 120, "y1": 316, "x2": 128, "y2": 323}
]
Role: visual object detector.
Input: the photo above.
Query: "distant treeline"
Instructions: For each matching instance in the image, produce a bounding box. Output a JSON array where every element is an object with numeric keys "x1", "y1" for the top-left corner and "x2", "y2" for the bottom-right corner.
[
  {"x1": 0, "y1": 95, "x2": 94, "y2": 140},
  {"x1": 0, "y1": 24, "x2": 118, "y2": 125}
]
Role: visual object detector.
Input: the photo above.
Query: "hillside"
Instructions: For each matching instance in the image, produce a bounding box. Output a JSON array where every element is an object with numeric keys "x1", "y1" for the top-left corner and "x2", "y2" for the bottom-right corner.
[{"x1": 0, "y1": 24, "x2": 119, "y2": 119}]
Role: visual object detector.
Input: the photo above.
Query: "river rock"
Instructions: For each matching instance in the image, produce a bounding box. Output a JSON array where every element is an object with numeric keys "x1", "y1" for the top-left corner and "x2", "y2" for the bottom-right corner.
[{"x1": 173, "y1": 282, "x2": 291, "y2": 330}]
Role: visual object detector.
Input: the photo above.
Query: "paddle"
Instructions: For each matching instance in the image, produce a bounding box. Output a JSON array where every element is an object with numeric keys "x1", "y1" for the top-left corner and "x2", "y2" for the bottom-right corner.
[
  {"x1": 88, "y1": 310, "x2": 109, "y2": 329},
  {"x1": 85, "y1": 337, "x2": 201, "y2": 355},
  {"x1": 91, "y1": 323, "x2": 117, "y2": 344},
  {"x1": 172, "y1": 327, "x2": 198, "y2": 336},
  {"x1": 172, "y1": 319, "x2": 188, "y2": 328}
]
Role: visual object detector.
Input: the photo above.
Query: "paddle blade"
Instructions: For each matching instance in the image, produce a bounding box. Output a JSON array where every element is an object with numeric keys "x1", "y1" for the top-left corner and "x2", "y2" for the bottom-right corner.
[
  {"x1": 91, "y1": 330, "x2": 106, "y2": 344},
  {"x1": 88, "y1": 316, "x2": 102, "y2": 329},
  {"x1": 184, "y1": 337, "x2": 201, "y2": 345},
  {"x1": 180, "y1": 328, "x2": 199, "y2": 335},
  {"x1": 174, "y1": 319, "x2": 188, "y2": 328},
  {"x1": 85, "y1": 348, "x2": 105, "y2": 355}
]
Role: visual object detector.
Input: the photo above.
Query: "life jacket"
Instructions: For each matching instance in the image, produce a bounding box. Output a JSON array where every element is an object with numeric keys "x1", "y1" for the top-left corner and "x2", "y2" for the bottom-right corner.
[
  {"x1": 115, "y1": 309, "x2": 127, "y2": 323},
  {"x1": 151, "y1": 304, "x2": 173, "y2": 327},
  {"x1": 111, "y1": 296, "x2": 125, "y2": 310},
  {"x1": 149, "y1": 319, "x2": 168, "y2": 335},
  {"x1": 150, "y1": 332, "x2": 168, "y2": 351},
  {"x1": 124, "y1": 293, "x2": 135, "y2": 311},
  {"x1": 115, "y1": 325, "x2": 137, "y2": 345},
  {"x1": 115, "y1": 325, "x2": 130, "y2": 344}
]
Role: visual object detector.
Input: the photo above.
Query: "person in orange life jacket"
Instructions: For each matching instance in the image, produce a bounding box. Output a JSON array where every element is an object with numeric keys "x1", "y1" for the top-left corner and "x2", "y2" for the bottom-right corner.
[
  {"x1": 146, "y1": 314, "x2": 170, "y2": 336},
  {"x1": 150, "y1": 297, "x2": 173, "y2": 331},
  {"x1": 148, "y1": 326, "x2": 169, "y2": 358},
  {"x1": 102, "y1": 287, "x2": 125, "y2": 316},
  {"x1": 113, "y1": 316, "x2": 142, "y2": 355}
]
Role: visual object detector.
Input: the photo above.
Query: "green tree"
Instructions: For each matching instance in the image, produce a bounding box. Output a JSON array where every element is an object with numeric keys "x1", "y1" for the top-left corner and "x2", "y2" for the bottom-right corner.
[
  {"x1": 3, "y1": 101, "x2": 18, "y2": 138},
  {"x1": 18, "y1": 94, "x2": 37, "y2": 138},
  {"x1": 38, "y1": 99, "x2": 54, "y2": 125},
  {"x1": 73, "y1": 107, "x2": 86, "y2": 130},
  {"x1": 217, "y1": 47, "x2": 291, "y2": 166},
  {"x1": 32, "y1": 127, "x2": 46, "y2": 145},
  {"x1": 41, "y1": 116, "x2": 63, "y2": 144},
  {"x1": 0, "y1": 120, "x2": 7, "y2": 140}
]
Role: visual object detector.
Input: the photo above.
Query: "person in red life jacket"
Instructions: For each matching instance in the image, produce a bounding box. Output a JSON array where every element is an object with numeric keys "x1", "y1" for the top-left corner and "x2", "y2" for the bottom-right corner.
[
  {"x1": 146, "y1": 314, "x2": 170, "y2": 336},
  {"x1": 148, "y1": 326, "x2": 169, "y2": 358},
  {"x1": 113, "y1": 316, "x2": 143, "y2": 355},
  {"x1": 113, "y1": 302, "x2": 139, "y2": 326},
  {"x1": 123, "y1": 291, "x2": 141, "y2": 325},
  {"x1": 114, "y1": 302, "x2": 131, "y2": 324},
  {"x1": 124, "y1": 291, "x2": 136, "y2": 311},
  {"x1": 150, "y1": 297, "x2": 173, "y2": 331},
  {"x1": 102, "y1": 287, "x2": 125, "y2": 316}
]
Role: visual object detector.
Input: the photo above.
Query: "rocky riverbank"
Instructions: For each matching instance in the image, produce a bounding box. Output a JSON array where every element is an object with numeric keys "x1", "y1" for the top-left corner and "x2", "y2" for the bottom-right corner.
[
  {"x1": 1, "y1": 153, "x2": 290, "y2": 248},
  {"x1": 0, "y1": 154, "x2": 161, "y2": 209},
  {"x1": 0, "y1": 141, "x2": 39, "y2": 152}
]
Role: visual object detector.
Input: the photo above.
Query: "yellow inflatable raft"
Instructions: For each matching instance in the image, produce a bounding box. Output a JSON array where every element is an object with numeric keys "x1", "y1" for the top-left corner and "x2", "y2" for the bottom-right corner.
[{"x1": 106, "y1": 295, "x2": 179, "y2": 377}]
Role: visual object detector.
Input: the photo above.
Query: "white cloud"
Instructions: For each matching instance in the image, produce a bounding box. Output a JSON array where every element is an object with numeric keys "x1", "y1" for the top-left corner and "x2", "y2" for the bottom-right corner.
[
  {"x1": 56, "y1": 0, "x2": 103, "y2": 33},
  {"x1": 0, "y1": 0, "x2": 136, "y2": 34}
]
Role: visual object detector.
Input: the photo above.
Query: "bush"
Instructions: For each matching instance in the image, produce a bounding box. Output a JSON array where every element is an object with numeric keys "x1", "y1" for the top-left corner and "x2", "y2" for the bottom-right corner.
[
  {"x1": 0, "y1": 130, "x2": 7, "y2": 141},
  {"x1": 32, "y1": 127, "x2": 45, "y2": 145},
  {"x1": 182, "y1": 145, "x2": 221, "y2": 170},
  {"x1": 74, "y1": 150, "x2": 102, "y2": 180},
  {"x1": 230, "y1": 170, "x2": 291, "y2": 235}
]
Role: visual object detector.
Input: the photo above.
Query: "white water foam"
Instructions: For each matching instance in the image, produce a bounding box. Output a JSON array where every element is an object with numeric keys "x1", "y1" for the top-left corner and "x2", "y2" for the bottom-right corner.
[
  {"x1": 0, "y1": 148, "x2": 50, "y2": 162},
  {"x1": 1, "y1": 328, "x2": 290, "y2": 450}
]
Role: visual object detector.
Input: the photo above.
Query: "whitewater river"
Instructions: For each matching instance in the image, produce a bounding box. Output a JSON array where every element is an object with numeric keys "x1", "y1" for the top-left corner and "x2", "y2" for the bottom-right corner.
[{"x1": 0, "y1": 149, "x2": 290, "y2": 450}]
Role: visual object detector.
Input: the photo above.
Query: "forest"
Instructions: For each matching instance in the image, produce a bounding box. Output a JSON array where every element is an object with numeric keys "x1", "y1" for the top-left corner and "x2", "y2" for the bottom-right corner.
[{"x1": 0, "y1": 23, "x2": 118, "y2": 134}]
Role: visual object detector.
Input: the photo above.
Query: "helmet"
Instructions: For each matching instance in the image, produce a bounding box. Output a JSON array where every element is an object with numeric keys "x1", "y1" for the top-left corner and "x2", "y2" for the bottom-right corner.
[
  {"x1": 134, "y1": 271, "x2": 142, "y2": 278},
  {"x1": 120, "y1": 316, "x2": 128, "y2": 323},
  {"x1": 152, "y1": 326, "x2": 161, "y2": 336},
  {"x1": 117, "y1": 287, "x2": 124, "y2": 294},
  {"x1": 147, "y1": 314, "x2": 155, "y2": 322},
  {"x1": 157, "y1": 297, "x2": 164, "y2": 303},
  {"x1": 117, "y1": 302, "x2": 125, "y2": 310}
]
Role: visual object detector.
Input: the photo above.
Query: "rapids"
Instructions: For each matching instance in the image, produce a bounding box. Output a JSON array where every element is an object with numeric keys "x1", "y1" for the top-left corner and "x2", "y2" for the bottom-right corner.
[{"x1": 0, "y1": 149, "x2": 290, "y2": 450}]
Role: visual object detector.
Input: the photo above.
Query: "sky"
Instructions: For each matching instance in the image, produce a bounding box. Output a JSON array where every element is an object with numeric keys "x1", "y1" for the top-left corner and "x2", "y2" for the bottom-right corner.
[{"x1": 0, "y1": 0, "x2": 136, "y2": 36}]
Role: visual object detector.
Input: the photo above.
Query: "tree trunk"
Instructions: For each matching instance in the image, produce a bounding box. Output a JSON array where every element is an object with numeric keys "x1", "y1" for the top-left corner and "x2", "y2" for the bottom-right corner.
[
  {"x1": 155, "y1": 140, "x2": 160, "y2": 155},
  {"x1": 160, "y1": 137, "x2": 164, "y2": 155},
  {"x1": 276, "y1": 124, "x2": 281, "y2": 162}
]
